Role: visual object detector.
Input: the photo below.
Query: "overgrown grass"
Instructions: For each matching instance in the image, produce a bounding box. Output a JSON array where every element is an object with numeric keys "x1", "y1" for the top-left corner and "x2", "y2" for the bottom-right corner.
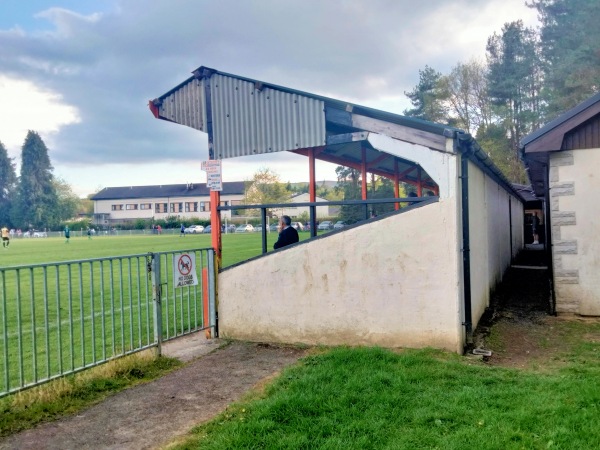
[
  {"x1": 0, "y1": 350, "x2": 181, "y2": 437},
  {"x1": 175, "y1": 342, "x2": 600, "y2": 449}
]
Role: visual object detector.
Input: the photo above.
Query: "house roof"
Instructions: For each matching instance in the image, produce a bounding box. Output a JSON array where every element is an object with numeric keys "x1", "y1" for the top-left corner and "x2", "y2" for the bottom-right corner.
[
  {"x1": 521, "y1": 92, "x2": 600, "y2": 196},
  {"x1": 91, "y1": 181, "x2": 245, "y2": 201}
]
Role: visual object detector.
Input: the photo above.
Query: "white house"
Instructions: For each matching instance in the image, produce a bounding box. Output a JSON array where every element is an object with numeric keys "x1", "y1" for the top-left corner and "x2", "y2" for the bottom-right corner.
[
  {"x1": 281, "y1": 193, "x2": 333, "y2": 219},
  {"x1": 91, "y1": 182, "x2": 245, "y2": 226}
]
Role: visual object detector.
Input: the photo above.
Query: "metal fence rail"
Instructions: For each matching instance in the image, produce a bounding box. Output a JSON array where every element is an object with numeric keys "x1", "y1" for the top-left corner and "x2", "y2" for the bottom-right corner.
[{"x1": 0, "y1": 248, "x2": 215, "y2": 398}]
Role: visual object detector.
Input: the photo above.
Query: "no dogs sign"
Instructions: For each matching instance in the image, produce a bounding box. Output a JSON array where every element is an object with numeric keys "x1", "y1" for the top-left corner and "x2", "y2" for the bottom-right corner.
[{"x1": 173, "y1": 253, "x2": 199, "y2": 288}]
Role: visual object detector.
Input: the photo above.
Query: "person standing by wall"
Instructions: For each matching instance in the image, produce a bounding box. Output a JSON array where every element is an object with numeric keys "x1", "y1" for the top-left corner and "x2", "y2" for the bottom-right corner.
[
  {"x1": 273, "y1": 215, "x2": 299, "y2": 250},
  {"x1": 1, "y1": 226, "x2": 9, "y2": 248},
  {"x1": 532, "y1": 212, "x2": 540, "y2": 245}
]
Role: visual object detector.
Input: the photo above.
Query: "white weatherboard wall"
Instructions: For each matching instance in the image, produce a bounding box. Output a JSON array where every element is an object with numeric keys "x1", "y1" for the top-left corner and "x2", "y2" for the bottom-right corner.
[
  {"x1": 550, "y1": 148, "x2": 600, "y2": 315},
  {"x1": 219, "y1": 199, "x2": 464, "y2": 353},
  {"x1": 467, "y1": 160, "x2": 524, "y2": 326}
]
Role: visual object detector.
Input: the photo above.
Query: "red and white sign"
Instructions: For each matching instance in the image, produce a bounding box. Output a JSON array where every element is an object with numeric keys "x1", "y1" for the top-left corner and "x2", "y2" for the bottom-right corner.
[
  {"x1": 201, "y1": 160, "x2": 222, "y2": 191},
  {"x1": 173, "y1": 253, "x2": 198, "y2": 288}
]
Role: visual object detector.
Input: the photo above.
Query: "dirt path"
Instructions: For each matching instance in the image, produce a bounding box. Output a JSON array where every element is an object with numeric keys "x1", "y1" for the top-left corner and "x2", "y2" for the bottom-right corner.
[{"x1": 0, "y1": 341, "x2": 308, "y2": 450}]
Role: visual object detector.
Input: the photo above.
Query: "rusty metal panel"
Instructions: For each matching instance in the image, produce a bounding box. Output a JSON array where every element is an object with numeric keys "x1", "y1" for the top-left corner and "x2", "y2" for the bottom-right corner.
[
  {"x1": 210, "y1": 73, "x2": 325, "y2": 159},
  {"x1": 158, "y1": 78, "x2": 206, "y2": 131}
]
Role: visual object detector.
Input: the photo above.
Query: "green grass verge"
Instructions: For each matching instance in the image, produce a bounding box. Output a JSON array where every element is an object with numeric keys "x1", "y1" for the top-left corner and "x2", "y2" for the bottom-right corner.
[
  {"x1": 0, "y1": 351, "x2": 181, "y2": 437},
  {"x1": 175, "y1": 343, "x2": 600, "y2": 450}
]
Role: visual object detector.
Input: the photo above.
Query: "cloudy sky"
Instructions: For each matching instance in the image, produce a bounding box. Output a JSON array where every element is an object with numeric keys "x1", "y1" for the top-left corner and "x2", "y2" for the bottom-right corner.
[{"x1": 0, "y1": 0, "x2": 538, "y2": 196}]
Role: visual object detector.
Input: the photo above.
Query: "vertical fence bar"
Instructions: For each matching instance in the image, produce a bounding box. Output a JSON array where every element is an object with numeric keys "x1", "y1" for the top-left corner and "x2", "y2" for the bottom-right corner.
[
  {"x1": 90, "y1": 262, "x2": 96, "y2": 365},
  {"x1": 110, "y1": 260, "x2": 115, "y2": 356},
  {"x1": 162, "y1": 254, "x2": 169, "y2": 340},
  {"x1": 16, "y1": 270, "x2": 23, "y2": 387},
  {"x1": 78, "y1": 263, "x2": 85, "y2": 367},
  {"x1": 100, "y1": 262, "x2": 106, "y2": 361},
  {"x1": 67, "y1": 264, "x2": 73, "y2": 371},
  {"x1": 145, "y1": 257, "x2": 151, "y2": 346},
  {"x1": 43, "y1": 266, "x2": 50, "y2": 379},
  {"x1": 136, "y1": 257, "x2": 142, "y2": 348},
  {"x1": 119, "y1": 259, "x2": 125, "y2": 353},
  {"x1": 56, "y1": 266, "x2": 63, "y2": 375},
  {"x1": 128, "y1": 259, "x2": 134, "y2": 351},
  {"x1": 1, "y1": 271, "x2": 9, "y2": 391},
  {"x1": 29, "y1": 268, "x2": 37, "y2": 383},
  {"x1": 151, "y1": 253, "x2": 162, "y2": 356}
]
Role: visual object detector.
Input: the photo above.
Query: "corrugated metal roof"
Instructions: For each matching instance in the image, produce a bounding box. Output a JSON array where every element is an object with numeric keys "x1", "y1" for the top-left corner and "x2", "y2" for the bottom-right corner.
[
  {"x1": 91, "y1": 181, "x2": 245, "y2": 201},
  {"x1": 151, "y1": 66, "x2": 457, "y2": 160},
  {"x1": 157, "y1": 77, "x2": 206, "y2": 131},
  {"x1": 210, "y1": 74, "x2": 326, "y2": 159}
]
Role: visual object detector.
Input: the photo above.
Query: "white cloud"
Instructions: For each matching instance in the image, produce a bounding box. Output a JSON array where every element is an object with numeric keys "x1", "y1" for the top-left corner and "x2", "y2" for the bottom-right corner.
[
  {"x1": 0, "y1": 75, "x2": 80, "y2": 154},
  {"x1": 0, "y1": 0, "x2": 539, "y2": 196}
]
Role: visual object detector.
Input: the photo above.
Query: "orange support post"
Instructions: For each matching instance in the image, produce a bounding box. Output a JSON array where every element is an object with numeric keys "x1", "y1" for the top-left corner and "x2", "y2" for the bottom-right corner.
[
  {"x1": 210, "y1": 190, "x2": 221, "y2": 268},
  {"x1": 309, "y1": 148, "x2": 316, "y2": 202},
  {"x1": 417, "y1": 166, "x2": 423, "y2": 197}
]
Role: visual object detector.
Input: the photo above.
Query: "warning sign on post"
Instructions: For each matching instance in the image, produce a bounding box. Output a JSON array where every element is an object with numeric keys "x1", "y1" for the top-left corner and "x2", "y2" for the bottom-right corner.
[
  {"x1": 173, "y1": 253, "x2": 199, "y2": 288},
  {"x1": 201, "y1": 160, "x2": 223, "y2": 192}
]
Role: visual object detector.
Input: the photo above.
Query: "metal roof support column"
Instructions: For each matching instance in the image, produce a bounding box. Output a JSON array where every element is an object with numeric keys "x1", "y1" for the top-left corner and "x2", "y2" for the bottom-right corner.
[
  {"x1": 210, "y1": 190, "x2": 221, "y2": 268},
  {"x1": 361, "y1": 146, "x2": 368, "y2": 201},
  {"x1": 417, "y1": 166, "x2": 423, "y2": 197},
  {"x1": 394, "y1": 159, "x2": 400, "y2": 210},
  {"x1": 308, "y1": 148, "x2": 317, "y2": 237}
]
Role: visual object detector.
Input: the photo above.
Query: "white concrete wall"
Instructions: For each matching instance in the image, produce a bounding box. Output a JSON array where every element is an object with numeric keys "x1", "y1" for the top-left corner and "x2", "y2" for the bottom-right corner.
[
  {"x1": 550, "y1": 148, "x2": 600, "y2": 315},
  {"x1": 467, "y1": 160, "x2": 524, "y2": 326},
  {"x1": 219, "y1": 198, "x2": 464, "y2": 352}
]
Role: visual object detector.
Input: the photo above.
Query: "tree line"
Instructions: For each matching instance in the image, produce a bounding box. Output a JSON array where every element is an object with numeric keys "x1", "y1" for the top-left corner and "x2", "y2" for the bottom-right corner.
[
  {"x1": 0, "y1": 131, "x2": 83, "y2": 230},
  {"x1": 402, "y1": 0, "x2": 599, "y2": 182}
]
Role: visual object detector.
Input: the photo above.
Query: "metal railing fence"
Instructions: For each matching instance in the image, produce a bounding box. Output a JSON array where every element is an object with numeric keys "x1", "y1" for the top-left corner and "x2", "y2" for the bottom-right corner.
[{"x1": 0, "y1": 248, "x2": 215, "y2": 398}]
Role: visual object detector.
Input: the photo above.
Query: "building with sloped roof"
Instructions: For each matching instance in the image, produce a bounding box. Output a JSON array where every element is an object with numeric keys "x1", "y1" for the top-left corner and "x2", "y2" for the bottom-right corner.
[
  {"x1": 522, "y1": 92, "x2": 600, "y2": 315},
  {"x1": 90, "y1": 181, "x2": 245, "y2": 226}
]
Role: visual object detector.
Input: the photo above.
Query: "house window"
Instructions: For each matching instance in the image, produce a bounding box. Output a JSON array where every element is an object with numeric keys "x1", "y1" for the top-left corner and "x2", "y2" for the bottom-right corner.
[
  {"x1": 200, "y1": 202, "x2": 210, "y2": 212},
  {"x1": 220, "y1": 201, "x2": 229, "y2": 207},
  {"x1": 170, "y1": 202, "x2": 183, "y2": 213},
  {"x1": 140, "y1": 203, "x2": 152, "y2": 210},
  {"x1": 185, "y1": 202, "x2": 198, "y2": 212},
  {"x1": 155, "y1": 203, "x2": 167, "y2": 213},
  {"x1": 126, "y1": 204, "x2": 138, "y2": 210},
  {"x1": 111, "y1": 204, "x2": 124, "y2": 211}
]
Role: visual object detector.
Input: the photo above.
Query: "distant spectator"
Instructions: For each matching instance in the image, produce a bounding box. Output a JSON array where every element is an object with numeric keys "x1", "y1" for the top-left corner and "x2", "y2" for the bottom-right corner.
[
  {"x1": 180, "y1": 223, "x2": 186, "y2": 237},
  {"x1": 64, "y1": 226, "x2": 71, "y2": 244},
  {"x1": 273, "y1": 215, "x2": 299, "y2": 250},
  {"x1": 532, "y1": 212, "x2": 540, "y2": 245}
]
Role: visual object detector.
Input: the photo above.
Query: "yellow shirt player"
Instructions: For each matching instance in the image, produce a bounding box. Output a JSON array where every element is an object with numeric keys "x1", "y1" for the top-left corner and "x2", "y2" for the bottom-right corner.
[{"x1": 1, "y1": 226, "x2": 9, "y2": 248}]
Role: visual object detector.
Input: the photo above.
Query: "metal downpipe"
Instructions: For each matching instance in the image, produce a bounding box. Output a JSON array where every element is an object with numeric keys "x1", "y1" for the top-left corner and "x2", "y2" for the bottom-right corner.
[{"x1": 461, "y1": 150, "x2": 473, "y2": 344}]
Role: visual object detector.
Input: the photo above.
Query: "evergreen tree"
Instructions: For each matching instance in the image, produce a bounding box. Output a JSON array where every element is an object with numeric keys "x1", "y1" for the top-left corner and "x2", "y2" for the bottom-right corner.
[
  {"x1": 403, "y1": 66, "x2": 448, "y2": 122},
  {"x1": 487, "y1": 21, "x2": 543, "y2": 150},
  {"x1": 11, "y1": 131, "x2": 59, "y2": 229},
  {"x1": 0, "y1": 140, "x2": 17, "y2": 227},
  {"x1": 530, "y1": 0, "x2": 600, "y2": 116}
]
